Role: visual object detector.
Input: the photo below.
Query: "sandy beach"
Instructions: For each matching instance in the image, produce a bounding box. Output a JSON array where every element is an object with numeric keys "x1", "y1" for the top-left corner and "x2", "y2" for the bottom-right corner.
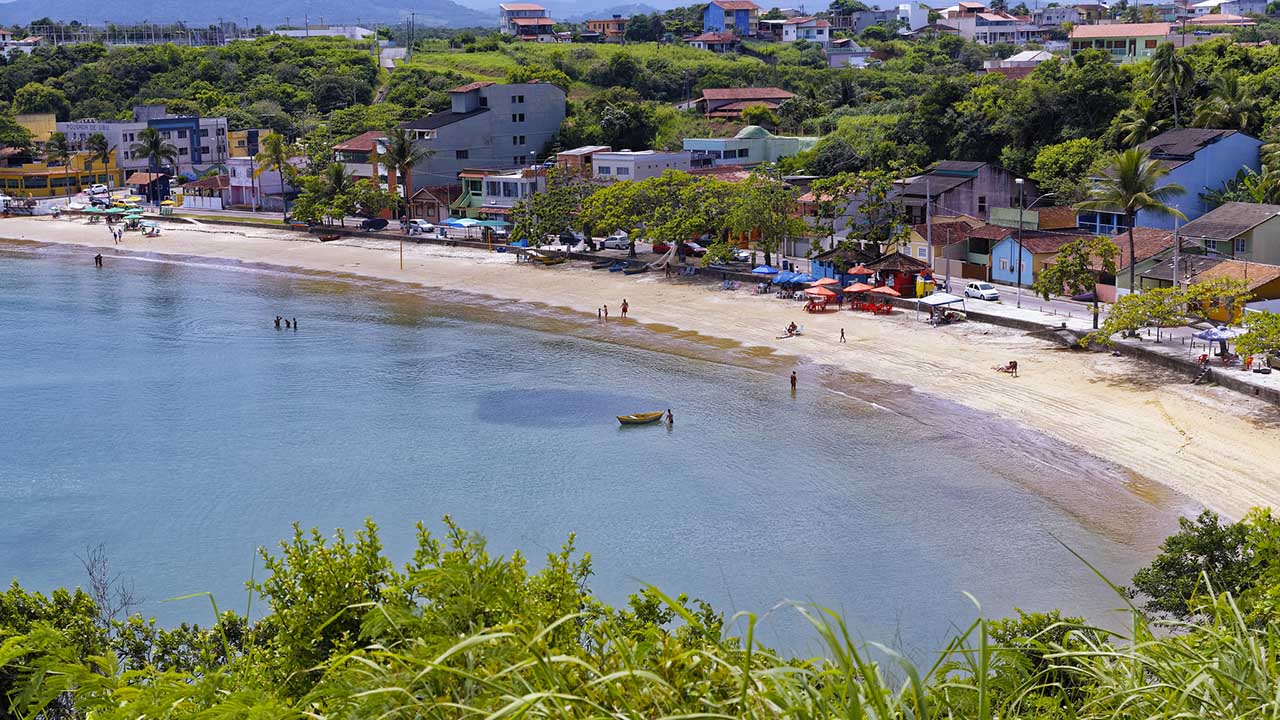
[{"x1": 5, "y1": 215, "x2": 1278, "y2": 519}]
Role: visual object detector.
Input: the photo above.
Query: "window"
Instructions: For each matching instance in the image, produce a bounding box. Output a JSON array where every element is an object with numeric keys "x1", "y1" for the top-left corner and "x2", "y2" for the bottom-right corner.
[
  {"x1": 999, "y1": 258, "x2": 1009, "y2": 271},
  {"x1": 512, "y1": 135, "x2": 526, "y2": 145},
  {"x1": 230, "y1": 167, "x2": 237, "y2": 177},
  {"x1": 217, "y1": 127, "x2": 225, "y2": 136},
  {"x1": 738, "y1": 148, "x2": 749, "y2": 158},
  {"x1": 456, "y1": 150, "x2": 469, "y2": 159},
  {"x1": 486, "y1": 181, "x2": 500, "y2": 195},
  {"x1": 514, "y1": 156, "x2": 523, "y2": 164},
  {"x1": 1145, "y1": 39, "x2": 1157, "y2": 48},
  {"x1": 1235, "y1": 237, "x2": 1247, "y2": 254},
  {"x1": 598, "y1": 166, "x2": 611, "y2": 175},
  {"x1": 977, "y1": 196, "x2": 987, "y2": 214},
  {"x1": 616, "y1": 167, "x2": 630, "y2": 176},
  {"x1": 178, "y1": 130, "x2": 187, "y2": 139},
  {"x1": 502, "y1": 181, "x2": 517, "y2": 197},
  {"x1": 512, "y1": 113, "x2": 525, "y2": 122},
  {"x1": 179, "y1": 147, "x2": 188, "y2": 156},
  {"x1": 426, "y1": 205, "x2": 437, "y2": 217},
  {"x1": 201, "y1": 129, "x2": 209, "y2": 137},
  {"x1": 479, "y1": 96, "x2": 489, "y2": 107},
  {"x1": 917, "y1": 247, "x2": 927, "y2": 258}
]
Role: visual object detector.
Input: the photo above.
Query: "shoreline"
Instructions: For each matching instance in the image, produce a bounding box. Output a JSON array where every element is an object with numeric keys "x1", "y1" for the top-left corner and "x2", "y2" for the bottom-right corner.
[{"x1": 3, "y1": 216, "x2": 1278, "y2": 519}]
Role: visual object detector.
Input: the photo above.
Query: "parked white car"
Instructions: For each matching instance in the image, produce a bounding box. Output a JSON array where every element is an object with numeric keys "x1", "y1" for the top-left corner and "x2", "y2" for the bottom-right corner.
[
  {"x1": 407, "y1": 219, "x2": 435, "y2": 234},
  {"x1": 964, "y1": 281, "x2": 1000, "y2": 301},
  {"x1": 602, "y1": 232, "x2": 630, "y2": 250},
  {"x1": 87, "y1": 184, "x2": 110, "y2": 196}
]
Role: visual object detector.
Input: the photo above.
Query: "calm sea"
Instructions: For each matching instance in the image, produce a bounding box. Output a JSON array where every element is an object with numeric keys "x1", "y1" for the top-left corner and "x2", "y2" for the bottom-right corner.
[{"x1": 0, "y1": 242, "x2": 1189, "y2": 657}]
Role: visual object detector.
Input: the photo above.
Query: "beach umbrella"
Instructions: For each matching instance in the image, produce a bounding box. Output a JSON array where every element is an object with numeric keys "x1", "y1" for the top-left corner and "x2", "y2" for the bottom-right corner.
[
  {"x1": 1192, "y1": 326, "x2": 1243, "y2": 341},
  {"x1": 809, "y1": 277, "x2": 841, "y2": 287},
  {"x1": 848, "y1": 264, "x2": 871, "y2": 274},
  {"x1": 82, "y1": 206, "x2": 103, "y2": 214},
  {"x1": 789, "y1": 273, "x2": 817, "y2": 284},
  {"x1": 868, "y1": 286, "x2": 901, "y2": 297},
  {"x1": 844, "y1": 282, "x2": 875, "y2": 293},
  {"x1": 752, "y1": 265, "x2": 779, "y2": 275},
  {"x1": 774, "y1": 271, "x2": 796, "y2": 284},
  {"x1": 805, "y1": 286, "x2": 837, "y2": 297},
  {"x1": 160, "y1": 200, "x2": 175, "y2": 206},
  {"x1": 105, "y1": 207, "x2": 127, "y2": 214},
  {"x1": 446, "y1": 217, "x2": 479, "y2": 228}
]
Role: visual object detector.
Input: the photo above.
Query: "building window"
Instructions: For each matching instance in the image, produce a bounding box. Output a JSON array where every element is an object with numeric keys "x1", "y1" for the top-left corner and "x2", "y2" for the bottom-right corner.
[
  {"x1": 178, "y1": 130, "x2": 187, "y2": 139},
  {"x1": 161, "y1": 131, "x2": 172, "y2": 139},
  {"x1": 217, "y1": 127, "x2": 225, "y2": 136},
  {"x1": 502, "y1": 181, "x2": 517, "y2": 197},
  {"x1": 513, "y1": 94, "x2": 525, "y2": 103},
  {"x1": 427, "y1": 205, "x2": 437, "y2": 217},
  {"x1": 738, "y1": 148, "x2": 749, "y2": 158},
  {"x1": 977, "y1": 196, "x2": 987, "y2": 214},
  {"x1": 1235, "y1": 237, "x2": 1247, "y2": 254},
  {"x1": 479, "y1": 96, "x2": 488, "y2": 107},
  {"x1": 456, "y1": 150, "x2": 469, "y2": 159},
  {"x1": 599, "y1": 166, "x2": 611, "y2": 175},
  {"x1": 178, "y1": 147, "x2": 188, "y2": 156},
  {"x1": 917, "y1": 247, "x2": 927, "y2": 258},
  {"x1": 486, "y1": 181, "x2": 499, "y2": 195},
  {"x1": 513, "y1": 135, "x2": 526, "y2": 145},
  {"x1": 616, "y1": 167, "x2": 630, "y2": 176},
  {"x1": 512, "y1": 113, "x2": 525, "y2": 122},
  {"x1": 999, "y1": 257, "x2": 1009, "y2": 271},
  {"x1": 1145, "y1": 39, "x2": 1157, "y2": 48},
  {"x1": 201, "y1": 129, "x2": 209, "y2": 137}
]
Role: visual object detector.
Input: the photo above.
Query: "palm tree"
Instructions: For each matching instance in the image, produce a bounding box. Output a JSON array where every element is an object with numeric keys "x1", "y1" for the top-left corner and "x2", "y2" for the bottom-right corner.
[
  {"x1": 1150, "y1": 43, "x2": 1192, "y2": 128},
  {"x1": 380, "y1": 127, "x2": 430, "y2": 220},
  {"x1": 131, "y1": 127, "x2": 179, "y2": 205},
  {"x1": 253, "y1": 132, "x2": 293, "y2": 219},
  {"x1": 1114, "y1": 97, "x2": 1166, "y2": 147},
  {"x1": 1077, "y1": 147, "x2": 1187, "y2": 298},
  {"x1": 321, "y1": 162, "x2": 355, "y2": 226},
  {"x1": 1193, "y1": 72, "x2": 1261, "y2": 133},
  {"x1": 85, "y1": 132, "x2": 115, "y2": 193},
  {"x1": 45, "y1": 131, "x2": 74, "y2": 200}
]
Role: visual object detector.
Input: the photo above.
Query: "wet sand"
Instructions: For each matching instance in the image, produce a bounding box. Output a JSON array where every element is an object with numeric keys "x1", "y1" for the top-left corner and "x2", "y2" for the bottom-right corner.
[{"x1": 4, "y1": 216, "x2": 1278, "y2": 519}]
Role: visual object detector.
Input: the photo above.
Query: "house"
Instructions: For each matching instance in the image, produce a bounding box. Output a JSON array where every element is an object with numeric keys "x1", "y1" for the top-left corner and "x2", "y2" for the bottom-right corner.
[
  {"x1": 905, "y1": 215, "x2": 985, "y2": 265},
  {"x1": 940, "y1": 2, "x2": 990, "y2": 19},
  {"x1": 0, "y1": 150, "x2": 122, "y2": 198},
  {"x1": 896, "y1": 160, "x2": 1036, "y2": 224},
  {"x1": 272, "y1": 25, "x2": 376, "y2": 39},
  {"x1": 1078, "y1": 129, "x2": 1263, "y2": 233},
  {"x1": 827, "y1": 41, "x2": 874, "y2": 68},
  {"x1": 1190, "y1": 0, "x2": 1267, "y2": 16},
  {"x1": 989, "y1": 232, "x2": 1080, "y2": 286},
  {"x1": 332, "y1": 130, "x2": 386, "y2": 182},
  {"x1": 556, "y1": 145, "x2": 612, "y2": 177},
  {"x1": 408, "y1": 185, "x2": 459, "y2": 223},
  {"x1": 683, "y1": 126, "x2": 818, "y2": 168},
  {"x1": 177, "y1": 174, "x2": 230, "y2": 210},
  {"x1": 781, "y1": 16, "x2": 830, "y2": 45},
  {"x1": 1072, "y1": 3, "x2": 1109, "y2": 23},
  {"x1": 125, "y1": 171, "x2": 168, "y2": 202},
  {"x1": 1094, "y1": 226, "x2": 1179, "y2": 299},
  {"x1": 982, "y1": 49, "x2": 1057, "y2": 79},
  {"x1": 688, "y1": 87, "x2": 795, "y2": 118},
  {"x1": 945, "y1": 11, "x2": 1044, "y2": 44},
  {"x1": 1177, "y1": 201, "x2": 1280, "y2": 266},
  {"x1": 58, "y1": 105, "x2": 229, "y2": 177},
  {"x1": 228, "y1": 128, "x2": 271, "y2": 159},
  {"x1": 703, "y1": 0, "x2": 759, "y2": 36},
  {"x1": 226, "y1": 156, "x2": 299, "y2": 211},
  {"x1": 585, "y1": 15, "x2": 628, "y2": 41},
  {"x1": 1032, "y1": 6, "x2": 1080, "y2": 27},
  {"x1": 904, "y1": 23, "x2": 962, "y2": 38},
  {"x1": 452, "y1": 169, "x2": 489, "y2": 218},
  {"x1": 1187, "y1": 259, "x2": 1280, "y2": 321},
  {"x1": 866, "y1": 252, "x2": 932, "y2": 297},
  {"x1": 1069, "y1": 23, "x2": 1173, "y2": 62},
  {"x1": 400, "y1": 81, "x2": 566, "y2": 193},
  {"x1": 499, "y1": 3, "x2": 554, "y2": 35},
  {"x1": 477, "y1": 166, "x2": 547, "y2": 220},
  {"x1": 687, "y1": 31, "x2": 741, "y2": 52},
  {"x1": 592, "y1": 150, "x2": 691, "y2": 181},
  {"x1": 1186, "y1": 13, "x2": 1257, "y2": 25},
  {"x1": 1138, "y1": 254, "x2": 1223, "y2": 292}
]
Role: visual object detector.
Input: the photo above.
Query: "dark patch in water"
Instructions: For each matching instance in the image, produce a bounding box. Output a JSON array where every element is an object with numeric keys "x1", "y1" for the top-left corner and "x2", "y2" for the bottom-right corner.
[{"x1": 474, "y1": 389, "x2": 656, "y2": 427}]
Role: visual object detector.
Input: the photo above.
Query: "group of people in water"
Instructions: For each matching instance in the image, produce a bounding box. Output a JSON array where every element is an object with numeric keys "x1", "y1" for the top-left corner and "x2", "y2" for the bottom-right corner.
[
  {"x1": 598, "y1": 299, "x2": 629, "y2": 322},
  {"x1": 274, "y1": 316, "x2": 299, "y2": 330}
]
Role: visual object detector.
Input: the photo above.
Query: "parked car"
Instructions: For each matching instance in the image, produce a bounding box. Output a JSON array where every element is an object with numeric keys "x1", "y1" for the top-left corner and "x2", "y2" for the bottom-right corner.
[
  {"x1": 87, "y1": 184, "x2": 110, "y2": 196},
  {"x1": 602, "y1": 234, "x2": 630, "y2": 250},
  {"x1": 964, "y1": 281, "x2": 1000, "y2": 301},
  {"x1": 407, "y1": 219, "x2": 435, "y2": 235},
  {"x1": 653, "y1": 241, "x2": 707, "y2": 257},
  {"x1": 732, "y1": 248, "x2": 753, "y2": 263},
  {"x1": 360, "y1": 217, "x2": 389, "y2": 232}
]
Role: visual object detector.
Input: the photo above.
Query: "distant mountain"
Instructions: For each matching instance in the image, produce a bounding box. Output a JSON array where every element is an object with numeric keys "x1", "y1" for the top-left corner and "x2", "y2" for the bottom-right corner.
[
  {"x1": 0, "y1": 0, "x2": 496, "y2": 28},
  {"x1": 558, "y1": 3, "x2": 660, "y2": 21}
]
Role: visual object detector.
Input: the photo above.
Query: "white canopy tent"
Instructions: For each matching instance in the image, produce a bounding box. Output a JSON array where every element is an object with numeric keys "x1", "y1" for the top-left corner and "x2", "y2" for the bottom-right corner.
[{"x1": 915, "y1": 292, "x2": 967, "y2": 322}]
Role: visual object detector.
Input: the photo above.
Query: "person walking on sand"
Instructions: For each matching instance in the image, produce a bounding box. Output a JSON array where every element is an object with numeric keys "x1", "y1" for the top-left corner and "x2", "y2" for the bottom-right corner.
[
  {"x1": 839, "y1": 328, "x2": 846, "y2": 343},
  {"x1": 790, "y1": 371, "x2": 797, "y2": 391},
  {"x1": 621, "y1": 299, "x2": 629, "y2": 318}
]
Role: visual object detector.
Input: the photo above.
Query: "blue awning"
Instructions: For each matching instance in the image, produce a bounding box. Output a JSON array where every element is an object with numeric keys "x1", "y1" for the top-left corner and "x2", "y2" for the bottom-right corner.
[{"x1": 752, "y1": 265, "x2": 779, "y2": 274}]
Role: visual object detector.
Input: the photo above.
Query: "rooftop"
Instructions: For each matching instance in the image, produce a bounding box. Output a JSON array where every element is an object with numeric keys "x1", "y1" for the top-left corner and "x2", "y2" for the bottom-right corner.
[
  {"x1": 688, "y1": 31, "x2": 740, "y2": 42},
  {"x1": 557, "y1": 145, "x2": 612, "y2": 156},
  {"x1": 1187, "y1": 13, "x2": 1255, "y2": 24},
  {"x1": 1191, "y1": 259, "x2": 1280, "y2": 290},
  {"x1": 401, "y1": 108, "x2": 488, "y2": 131},
  {"x1": 1141, "y1": 254, "x2": 1223, "y2": 282},
  {"x1": 1099, "y1": 227, "x2": 1175, "y2": 271},
  {"x1": 1178, "y1": 201, "x2": 1280, "y2": 241},
  {"x1": 509, "y1": 17, "x2": 556, "y2": 25},
  {"x1": 700, "y1": 87, "x2": 795, "y2": 101},
  {"x1": 1017, "y1": 232, "x2": 1080, "y2": 254},
  {"x1": 332, "y1": 130, "x2": 386, "y2": 153},
  {"x1": 711, "y1": 0, "x2": 761, "y2": 9},
  {"x1": 499, "y1": 3, "x2": 546, "y2": 10},
  {"x1": 447, "y1": 81, "x2": 496, "y2": 93},
  {"x1": 1069, "y1": 22, "x2": 1171, "y2": 38}
]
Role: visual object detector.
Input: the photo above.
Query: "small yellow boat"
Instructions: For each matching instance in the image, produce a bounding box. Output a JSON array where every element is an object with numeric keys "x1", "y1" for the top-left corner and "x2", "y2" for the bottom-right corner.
[{"x1": 617, "y1": 411, "x2": 664, "y2": 426}]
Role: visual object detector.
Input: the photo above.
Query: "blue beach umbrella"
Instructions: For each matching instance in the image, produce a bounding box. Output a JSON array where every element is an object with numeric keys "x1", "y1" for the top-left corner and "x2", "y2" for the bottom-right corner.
[
  {"x1": 446, "y1": 217, "x2": 479, "y2": 228},
  {"x1": 752, "y1": 265, "x2": 779, "y2": 274},
  {"x1": 789, "y1": 273, "x2": 817, "y2": 284},
  {"x1": 774, "y1": 271, "x2": 796, "y2": 284}
]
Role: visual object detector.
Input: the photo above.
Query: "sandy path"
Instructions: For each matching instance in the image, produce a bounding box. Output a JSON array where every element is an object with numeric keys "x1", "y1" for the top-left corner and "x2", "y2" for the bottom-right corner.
[{"x1": 5, "y1": 216, "x2": 1278, "y2": 518}]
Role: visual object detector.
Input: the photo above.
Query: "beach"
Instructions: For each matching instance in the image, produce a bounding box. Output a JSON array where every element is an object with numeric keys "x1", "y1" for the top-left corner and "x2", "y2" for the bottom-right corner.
[{"x1": 5, "y1": 215, "x2": 1278, "y2": 519}]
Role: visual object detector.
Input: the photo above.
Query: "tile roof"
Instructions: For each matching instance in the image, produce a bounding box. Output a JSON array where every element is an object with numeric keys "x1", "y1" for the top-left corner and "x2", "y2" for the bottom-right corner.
[
  {"x1": 1187, "y1": 12, "x2": 1255, "y2": 24},
  {"x1": 125, "y1": 172, "x2": 165, "y2": 184},
  {"x1": 1138, "y1": 128, "x2": 1237, "y2": 159},
  {"x1": 700, "y1": 87, "x2": 794, "y2": 101},
  {"x1": 1178, "y1": 202, "x2": 1280, "y2": 241},
  {"x1": 1190, "y1": 258, "x2": 1280, "y2": 290},
  {"x1": 1141, "y1": 254, "x2": 1222, "y2": 282},
  {"x1": 868, "y1": 251, "x2": 930, "y2": 272},
  {"x1": 499, "y1": 3, "x2": 546, "y2": 10},
  {"x1": 1070, "y1": 22, "x2": 1171, "y2": 38},
  {"x1": 448, "y1": 81, "x2": 495, "y2": 93},
  {"x1": 180, "y1": 174, "x2": 229, "y2": 191},
  {"x1": 1018, "y1": 232, "x2": 1080, "y2": 254},
  {"x1": 401, "y1": 108, "x2": 488, "y2": 131},
  {"x1": 689, "y1": 31, "x2": 740, "y2": 42},
  {"x1": 1036, "y1": 205, "x2": 1078, "y2": 229},
  {"x1": 913, "y1": 219, "x2": 976, "y2": 247},
  {"x1": 711, "y1": 0, "x2": 761, "y2": 9},
  {"x1": 967, "y1": 224, "x2": 1015, "y2": 240},
  {"x1": 1096, "y1": 226, "x2": 1175, "y2": 271},
  {"x1": 332, "y1": 130, "x2": 386, "y2": 152}
]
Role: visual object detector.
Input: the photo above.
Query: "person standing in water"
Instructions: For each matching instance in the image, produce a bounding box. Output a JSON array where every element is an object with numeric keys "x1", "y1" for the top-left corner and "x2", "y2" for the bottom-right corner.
[
  {"x1": 666, "y1": 408, "x2": 673, "y2": 425},
  {"x1": 621, "y1": 299, "x2": 629, "y2": 318},
  {"x1": 790, "y1": 371, "x2": 797, "y2": 391},
  {"x1": 292, "y1": 318, "x2": 297, "y2": 331},
  {"x1": 275, "y1": 316, "x2": 281, "y2": 329},
  {"x1": 603, "y1": 305, "x2": 609, "y2": 322},
  {"x1": 93, "y1": 253, "x2": 103, "y2": 267}
]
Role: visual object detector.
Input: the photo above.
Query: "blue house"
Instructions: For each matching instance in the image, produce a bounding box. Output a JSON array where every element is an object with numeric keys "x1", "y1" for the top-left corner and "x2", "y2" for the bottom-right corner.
[
  {"x1": 702, "y1": 0, "x2": 760, "y2": 35},
  {"x1": 1078, "y1": 128, "x2": 1262, "y2": 234},
  {"x1": 989, "y1": 233, "x2": 1077, "y2": 287}
]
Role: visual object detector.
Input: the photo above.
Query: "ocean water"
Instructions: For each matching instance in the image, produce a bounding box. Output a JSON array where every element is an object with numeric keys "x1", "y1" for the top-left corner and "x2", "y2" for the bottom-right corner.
[{"x1": 0, "y1": 243, "x2": 1187, "y2": 657}]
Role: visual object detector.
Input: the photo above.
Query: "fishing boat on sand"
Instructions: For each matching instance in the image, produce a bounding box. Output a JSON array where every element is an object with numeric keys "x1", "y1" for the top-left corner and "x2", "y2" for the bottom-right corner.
[{"x1": 617, "y1": 411, "x2": 664, "y2": 426}]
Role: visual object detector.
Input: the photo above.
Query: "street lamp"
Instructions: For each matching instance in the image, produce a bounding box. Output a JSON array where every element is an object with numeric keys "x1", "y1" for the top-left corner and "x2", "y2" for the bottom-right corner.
[{"x1": 1012, "y1": 180, "x2": 1057, "y2": 309}]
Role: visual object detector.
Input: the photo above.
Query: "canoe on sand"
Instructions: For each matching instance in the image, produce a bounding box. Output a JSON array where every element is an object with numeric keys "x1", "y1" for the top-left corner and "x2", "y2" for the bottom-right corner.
[{"x1": 617, "y1": 411, "x2": 664, "y2": 426}]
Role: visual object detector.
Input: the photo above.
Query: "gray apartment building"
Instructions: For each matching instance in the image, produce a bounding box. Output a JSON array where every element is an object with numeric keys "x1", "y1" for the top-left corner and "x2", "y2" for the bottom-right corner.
[
  {"x1": 399, "y1": 81, "x2": 566, "y2": 190},
  {"x1": 58, "y1": 105, "x2": 229, "y2": 178}
]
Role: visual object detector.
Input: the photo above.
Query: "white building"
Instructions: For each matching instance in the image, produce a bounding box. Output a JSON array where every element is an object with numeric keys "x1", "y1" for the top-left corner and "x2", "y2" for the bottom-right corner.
[
  {"x1": 272, "y1": 25, "x2": 375, "y2": 39},
  {"x1": 591, "y1": 150, "x2": 691, "y2": 181},
  {"x1": 1190, "y1": 0, "x2": 1267, "y2": 14},
  {"x1": 58, "y1": 106, "x2": 229, "y2": 178},
  {"x1": 226, "y1": 156, "x2": 300, "y2": 211},
  {"x1": 781, "y1": 16, "x2": 831, "y2": 45},
  {"x1": 499, "y1": 3, "x2": 555, "y2": 36},
  {"x1": 479, "y1": 167, "x2": 546, "y2": 220}
]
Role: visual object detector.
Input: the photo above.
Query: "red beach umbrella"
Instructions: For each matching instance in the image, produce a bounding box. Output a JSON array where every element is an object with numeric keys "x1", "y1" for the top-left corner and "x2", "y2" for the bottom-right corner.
[
  {"x1": 809, "y1": 277, "x2": 841, "y2": 287},
  {"x1": 843, "y1": 282, "x2": 875, "y2": 293},
  {"x1": 868, "y1": 286, "x2": 901, "y2": 297},
  {"x1": 805, "y1": 286, "x2": 837, "y2": 297}
]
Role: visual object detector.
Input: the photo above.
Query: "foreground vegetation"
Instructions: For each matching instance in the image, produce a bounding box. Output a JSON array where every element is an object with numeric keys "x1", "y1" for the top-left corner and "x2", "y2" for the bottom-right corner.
[{"x1": 4, "y1": 511, "x2": 1280, "y2": 719}]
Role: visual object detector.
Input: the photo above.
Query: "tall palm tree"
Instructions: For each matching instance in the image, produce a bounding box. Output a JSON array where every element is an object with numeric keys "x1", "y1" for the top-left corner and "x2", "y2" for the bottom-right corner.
[
  {"x1": 1193, "y1": 72, "x2": 1261, "y2": 133},
  {"x1": 85, "y1": 132, "x2": 115, "y2": 193},
  {"x1": 321, "y1": 162, "x2": 355, "y2": 225},
  {"x1": 1077, "y1": 147, "x2": 1187, "y2": 297},
  {"x1": 1150, "y1": 42, "x2": 1192, "y2": 129},
  {"x1": 253, "y1": 132, "x2": 293, "y2": 219},
  {"x1": 131, "y1": 127, "x2": 179, "y2": 205},
  {"x1": 45, "y1": 131, "x2": 74, "y2": 200},
  {"x1": 1114, "y1": 96, "x2": 1166, "y2": 147},
  {"x1": 380, "y1": 127, "x2": 430, "y2": 220}
]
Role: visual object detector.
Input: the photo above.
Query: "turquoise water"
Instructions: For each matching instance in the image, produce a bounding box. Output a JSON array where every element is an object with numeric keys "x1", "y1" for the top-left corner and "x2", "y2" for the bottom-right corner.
[{"x1": 0, "y1": 243, "x2": 1187, "y2": 656}]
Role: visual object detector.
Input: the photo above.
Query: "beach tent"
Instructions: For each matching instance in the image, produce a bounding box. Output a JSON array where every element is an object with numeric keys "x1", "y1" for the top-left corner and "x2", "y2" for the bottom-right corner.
[
  {"x1": 752, "y1": 265, "x2": 779, "y2": 274},
  {"x1": 446, "y1": 217, "x2": 479, "y2": 228},
  {"x1": 915, "y1": 292, "x2": 966, "y2": 321},
  {"x1": 789, "y1": 273, "x2": 817, "y2": 284}
]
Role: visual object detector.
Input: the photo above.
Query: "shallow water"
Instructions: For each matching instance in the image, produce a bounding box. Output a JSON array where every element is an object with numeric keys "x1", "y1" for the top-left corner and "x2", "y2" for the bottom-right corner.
[{"x1": 0, "y1": 243, "x2": 1189, "y2": 657}]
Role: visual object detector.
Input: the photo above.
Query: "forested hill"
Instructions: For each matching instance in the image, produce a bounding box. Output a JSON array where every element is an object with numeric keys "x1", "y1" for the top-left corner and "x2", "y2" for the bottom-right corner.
[{"x1": 0, "y1": 0, "x2": 495, "y2": 27}]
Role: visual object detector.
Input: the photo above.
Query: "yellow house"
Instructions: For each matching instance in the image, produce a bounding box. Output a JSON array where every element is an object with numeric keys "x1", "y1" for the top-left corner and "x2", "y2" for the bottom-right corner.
[
  {"x1": 1189, "y1": 259, "x2": 1280, "y2": 323},
  {"x1": 0, "y1": 150, "x2": 123, "y2": 198}
]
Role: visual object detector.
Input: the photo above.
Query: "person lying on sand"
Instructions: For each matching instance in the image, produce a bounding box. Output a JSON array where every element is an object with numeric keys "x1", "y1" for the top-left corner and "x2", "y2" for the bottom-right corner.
[{"x1": 994, "y1": 360, "x2": 1018, "y2": 377}]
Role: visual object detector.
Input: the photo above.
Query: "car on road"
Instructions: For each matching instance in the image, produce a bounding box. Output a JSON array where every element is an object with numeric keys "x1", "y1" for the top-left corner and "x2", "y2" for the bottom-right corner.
[
  {"x1": 360, "y1": 217, "x2": 389, "y2": 231},
  {"x1": 406, "y1": 219, "x2": 435, "y2": 235},
  {"x1": 964, "y1": 281, "x2": 1000, "y2": 301},
  {"x1": 87, "y1": 184, "x2": 110, "y2": 195},
  {"x1": 652, "y1": 241, "x2": 707, "y2": 257},
  {"x1": 602, "y1": 232, "x2": 630, "y2": 250}
]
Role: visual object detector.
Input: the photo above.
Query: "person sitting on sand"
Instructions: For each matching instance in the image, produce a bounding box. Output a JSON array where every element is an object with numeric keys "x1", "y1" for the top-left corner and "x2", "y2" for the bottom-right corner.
[{"x1": 787, "y1": 321, "x2": 798, "y2": 336}]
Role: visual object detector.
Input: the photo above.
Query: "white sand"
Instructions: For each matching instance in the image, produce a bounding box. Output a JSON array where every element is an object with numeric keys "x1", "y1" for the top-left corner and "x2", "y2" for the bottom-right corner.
[{"x1": 6, "y1": 216, "x2": 1279, "y2": 518}]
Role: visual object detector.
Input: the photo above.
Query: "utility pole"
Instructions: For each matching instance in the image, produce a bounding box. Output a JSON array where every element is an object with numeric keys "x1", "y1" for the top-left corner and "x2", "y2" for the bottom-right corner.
[
  {"x1": 1015, "y1": 177, "x2": 1025, "y2": 308},
  {"x1": 925, "y1": 177, "x2": 935, "y2": 291},
  {"x1": 1172, "y1": 215, "x2": 1180, "y2": 293}
]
